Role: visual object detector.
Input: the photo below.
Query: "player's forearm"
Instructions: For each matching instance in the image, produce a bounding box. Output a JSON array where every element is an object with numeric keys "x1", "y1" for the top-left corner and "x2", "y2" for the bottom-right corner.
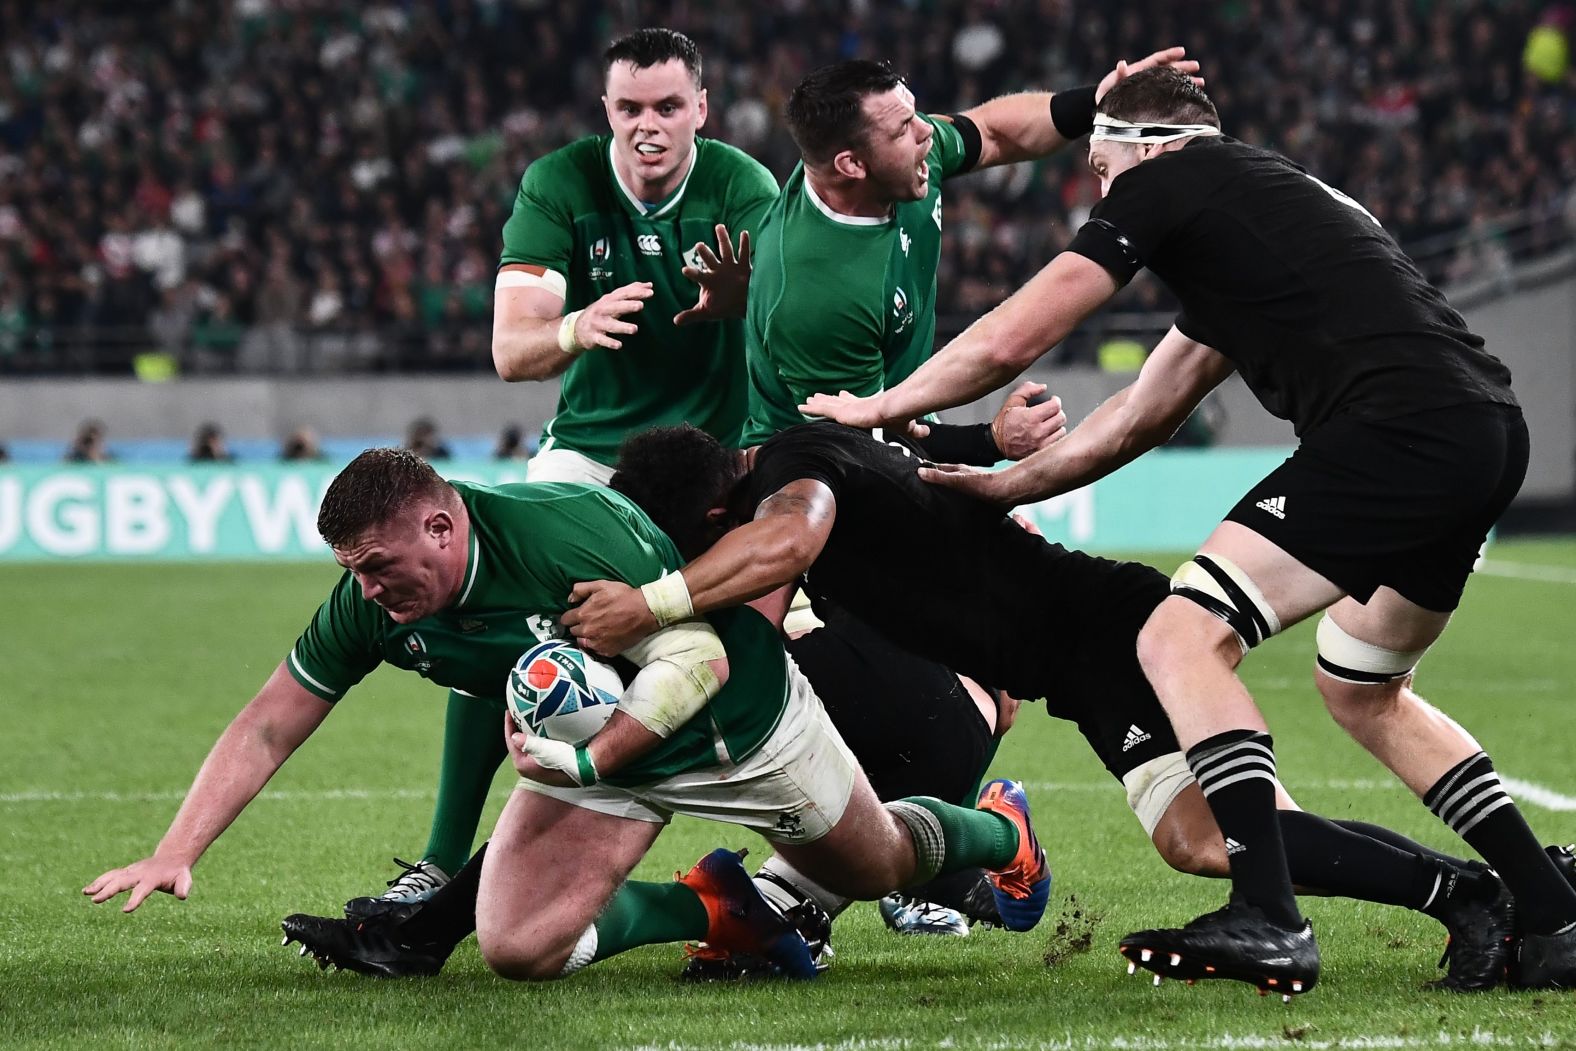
[
  {"x1": 491, "y1": 315, "x2": 575, "y2": 382},
  {"x1": 963, "y1": 92, "x2": 1064, "y2": 167},
  {"x1": 151, "y1": 712, "x2": 299, "y2": 866},
  {"x1": 681, "y1": 520, "x2": 812, "y2": 613}
]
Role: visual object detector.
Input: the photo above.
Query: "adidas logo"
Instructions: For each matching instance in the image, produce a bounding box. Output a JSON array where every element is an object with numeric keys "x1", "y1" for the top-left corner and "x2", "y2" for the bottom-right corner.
[
  {"x1": 1121, "y1": 724, "x2": 1151, "y2": 752},
  {"x1": 1224, "y1": 837, "x2": 1246, "y2": 856},
  {"x1": 1255, "y1": 495, "x2": 1287, "y2": 519}
]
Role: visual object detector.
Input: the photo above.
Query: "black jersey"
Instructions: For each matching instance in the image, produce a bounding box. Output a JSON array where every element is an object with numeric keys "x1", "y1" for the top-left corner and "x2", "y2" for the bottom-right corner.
[
  {"x1": 1066, "y1": 136, "x2": 1516, "y2": 436},
  {"x1": 747, "y1": 422, "x2": 1167, "y2": 698}
]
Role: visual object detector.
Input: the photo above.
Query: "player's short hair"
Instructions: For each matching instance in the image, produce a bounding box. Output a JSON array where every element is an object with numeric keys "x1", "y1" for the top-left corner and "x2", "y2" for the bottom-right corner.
[
  {"x1": 317, "y1": 448, "x2": 456, "y2": 549},
  {"x1": 603, "y1": 28, "x2": 703, "y2": 88},
  {"x1": 610, "y1": 425, "x2": 742, "y2": 560},
  {"x1": 1097, "y1": 68, "x2": 1219, "y2": 130},
  {"x1": 786, "y1": 59, "x2": 905, "y2": 166}
]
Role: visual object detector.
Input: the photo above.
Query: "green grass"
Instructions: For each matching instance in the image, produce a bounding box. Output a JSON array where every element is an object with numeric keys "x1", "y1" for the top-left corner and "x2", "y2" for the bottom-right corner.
[{"x1": 4, "y1": 541, "x2": 1576, "y2": 1049}]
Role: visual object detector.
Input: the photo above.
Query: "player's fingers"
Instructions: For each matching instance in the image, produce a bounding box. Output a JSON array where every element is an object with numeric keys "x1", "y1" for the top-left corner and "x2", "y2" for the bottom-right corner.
[
  {"x1": 694, "y1": 243, "x2": 723, "y2": 271},
  {"x1": 736, "y1": 230, "x2": 751, "y2": 267},
  {"x1": 87, "y1": 873, "x2": 129, "y2": 902},
  {"x1": 173, "y1": 871, "x2": 192, "y2": 900},
  {"x1": 609, "y1": 281, "x2": 654, "y2": 298},
  {"x1": 711, "y1": 224, "x2": 733, "y2": 264},
  {"x1": 673, "y1": 308, "x2": 700, "y2": 326},
  {"x1": 83, "y1": 871, "x2": 114, "y2": 895},
  {"x1": 124, "y1": 879, "x2": 160, "y2": 912},
  {"x1": 603, "y1": 320, "x2": 640, "y2": 336},
  {"x1": 595, "y1": 335, "x2": 623, "y2": 350},
  {"x1": 1003, "y1": 380, "x2": 1044, "y2": 410}
]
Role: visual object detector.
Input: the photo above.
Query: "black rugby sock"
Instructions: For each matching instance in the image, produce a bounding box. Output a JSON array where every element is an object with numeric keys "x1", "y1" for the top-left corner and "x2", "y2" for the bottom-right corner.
[
  {"x1": 1426, "y1": 752, "x2": 1576, "y2": 934},
  {"x1": 399, "y1": 841, "x2": 485, "y2": 948},
  {"x1": 1279, "y1": 810, "x2": 1464, "y2": 913},
  {"x1": 1331, "y1": 818, "x2": 1474, "y2": 870},
  {"x1": 1185, "y1": 729, "x2": 1302, "y2": 929}
]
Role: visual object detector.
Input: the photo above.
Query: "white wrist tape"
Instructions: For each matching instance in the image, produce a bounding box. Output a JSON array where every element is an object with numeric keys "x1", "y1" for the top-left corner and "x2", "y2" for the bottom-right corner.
[
  {"x1": 640, "y1": 571, "x2": 695, "y2": 628},
  {"x1": 620, "y1": 622, "x2": 726, "y2": 738},
  {"x1": 557, "y1": 310, "x2": 585, "y2": 355}
]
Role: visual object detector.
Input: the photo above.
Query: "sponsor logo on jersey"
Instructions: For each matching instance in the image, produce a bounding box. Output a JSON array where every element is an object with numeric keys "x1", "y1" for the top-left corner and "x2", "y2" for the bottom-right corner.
[
  {"x1": 1255, "y1": 495, "x2": 1287, "y2": 520},
  {"x1": 899, "y1": 229, "x2": 911, "y2": 256},
  {"x1": 459, "y1": 618, "x2": 488, "y2": 634},
  {"x1": 636, "y1": 233, "x2": 662, "y2": 255},
  {"x1": 1121, "y1": 724, "x2": 1151, "y2": 752},
  {"x1": 931, "y1": 197, "x2": 942, "y2": 229}
]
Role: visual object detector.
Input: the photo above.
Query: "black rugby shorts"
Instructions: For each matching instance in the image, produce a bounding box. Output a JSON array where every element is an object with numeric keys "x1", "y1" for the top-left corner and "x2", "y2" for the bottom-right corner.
[{"x1": 1224, "y1": 402, "x2": 1527, "y2": 612}]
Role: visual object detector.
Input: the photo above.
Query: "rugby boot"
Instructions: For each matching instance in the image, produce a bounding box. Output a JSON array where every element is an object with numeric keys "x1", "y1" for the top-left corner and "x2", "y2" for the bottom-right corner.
[
  {"x1": 976, "y1": 779, "x2": 1052, "y2": 932},
  {"x1": 878, "y1": 894, "x2": 970, "y2": 937},
  {"x1": 343, "y1": 858, "x2": 449, "y2": 922},
  {"x1": 1119, "y1": 897, "x2": 1320, "y2": 1001},
  {"x1": 903, "y1": 867, "x2": 1004, "y2": 927},
  {"x1": 677, "y1": 848, "x2": 819, "y2": 979},
  {"x1": 1428, "y1": 867, "x2": 1516, "y2": 991},
  {"x1": 1509, "y1": 925, "x2": 1576, "y2": 989},
  {"x1": 282, "y1": 912, "x2": 453, "y2": 977},
  {"x1": 680, "y1": 899, "x2": 833, "y2": 982}
]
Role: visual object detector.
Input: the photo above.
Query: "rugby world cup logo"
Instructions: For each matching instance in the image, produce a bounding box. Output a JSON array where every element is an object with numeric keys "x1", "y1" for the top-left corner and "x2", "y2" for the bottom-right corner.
[{"x1": 591, "y1": 238, "x2": 609, "y2": 261}]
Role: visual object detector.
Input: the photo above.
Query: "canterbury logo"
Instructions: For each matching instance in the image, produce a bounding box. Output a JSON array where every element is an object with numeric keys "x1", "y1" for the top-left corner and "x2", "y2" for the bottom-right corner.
[
  {"x1": 1255, "y1": 495, "x2": 1287, "y2": 519},
  {"x1": 636, "y1": 234, "x2": 662, "y2": 255},
  {"x1": 1121, "y1": 724, "x2": 1151, "y2": 752}
]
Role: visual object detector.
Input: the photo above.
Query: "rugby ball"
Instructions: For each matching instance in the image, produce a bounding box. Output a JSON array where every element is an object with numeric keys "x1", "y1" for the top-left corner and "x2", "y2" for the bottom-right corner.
[{"x1": 506, "y1": 640, "x2": 625, "y2": 746}]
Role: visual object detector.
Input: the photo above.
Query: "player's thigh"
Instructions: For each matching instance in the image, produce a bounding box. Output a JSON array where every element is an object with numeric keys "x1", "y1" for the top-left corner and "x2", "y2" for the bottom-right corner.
[
  {"x1": 525, "y1": 447, "x2": 615, "y2": 485},
  {"x1": 772, "y1": 767, "x2": 912, "y2": 898},
  {"x1": 1193, "y1": 521, "x2": 1347, "y2": 633},
  {"x1": 1326, "y1": 588, "x2": 1453, "y2": 655},
  {"x1": 477, "y1": 787, "x2": 661, "y2": 959}
]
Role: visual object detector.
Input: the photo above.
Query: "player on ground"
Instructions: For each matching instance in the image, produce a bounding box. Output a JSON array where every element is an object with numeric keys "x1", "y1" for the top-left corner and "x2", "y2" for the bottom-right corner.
[
  {"x1": 802, "y1": 68, "x2": 1576, "y2": 993},
  {"x1": 563, "y1": 421, "x2": 1535, "y2": 993},
  {"x1": 742, "y1": 51, "x2": 1199, "y2": 451},
  {"x1": 344, "y1": 28, "x2": 782, "y2": 923},
  {"x1": 85, "y1": 449, "x2": 1052, "y2": 981}
]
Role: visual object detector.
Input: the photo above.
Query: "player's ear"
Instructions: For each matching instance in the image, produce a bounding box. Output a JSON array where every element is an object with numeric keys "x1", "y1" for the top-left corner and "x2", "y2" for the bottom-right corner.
[
  {"x1": 832, "y1": 149, "x2": 865, "y2": 181},
  {"x1": 695, "y1": 88, "x2": 708, "y2": 129},
  {"x1": 426, "y1": 508, "x2": 455, "y2": 546}
]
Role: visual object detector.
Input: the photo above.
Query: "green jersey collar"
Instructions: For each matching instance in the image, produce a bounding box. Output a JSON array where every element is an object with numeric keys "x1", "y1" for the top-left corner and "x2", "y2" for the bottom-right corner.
[
  {"x1": 609, "y1": 138, "x2": 697, "y2": 219},
  {"x1": 802, "y1": 172, "x2": 891, "y2": 227},
  {"x1": 455, "y1": 530, "x2": 481, "y2": 608}
]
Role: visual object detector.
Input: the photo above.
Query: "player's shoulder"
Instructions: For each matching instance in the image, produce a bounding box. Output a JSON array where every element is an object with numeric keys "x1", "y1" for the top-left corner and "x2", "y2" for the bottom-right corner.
[
  {"x1": 522, "y1": 135, "x2": 611, "y2": 189},
  {"x1": 693, "y1": 137, "x2": 778, "y2": 192},
  {"x1": 759, "y1": 420, "x2": 871, "y2": 461}
]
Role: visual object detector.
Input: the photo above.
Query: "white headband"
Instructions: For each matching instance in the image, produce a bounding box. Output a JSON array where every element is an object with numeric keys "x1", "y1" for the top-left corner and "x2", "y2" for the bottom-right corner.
[{"x1": 1090, "y1": 113, "x2": 1221, "y2": 145}]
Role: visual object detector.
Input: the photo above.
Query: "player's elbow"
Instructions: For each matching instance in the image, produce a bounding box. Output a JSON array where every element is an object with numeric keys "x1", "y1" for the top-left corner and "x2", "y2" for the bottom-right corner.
[
  {"x1": 985, "y1": 336, "x2": 1043, "y2": 376},
  {"x1": 491, "y1": 340, "x2": 536, "y2": 382}
]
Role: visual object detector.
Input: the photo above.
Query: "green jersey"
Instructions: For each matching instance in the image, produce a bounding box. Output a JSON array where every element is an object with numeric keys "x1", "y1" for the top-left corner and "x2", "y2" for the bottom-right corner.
[
  {"x1": 743, "y1": 116, "x2": 973, "y2": 443},
  {"x1": 500, "y1": 136, "x2": 779, "y2": 464},
  {"x1": 286, "y1": 481, "x2": 790, "y2": 785}
]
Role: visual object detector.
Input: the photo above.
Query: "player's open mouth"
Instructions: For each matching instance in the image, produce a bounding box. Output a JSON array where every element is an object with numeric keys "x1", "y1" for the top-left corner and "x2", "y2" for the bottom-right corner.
[
  {"x1": 635, "y1": 143, "x2": 664, "y2": 157},
  {"x1": 917, "y1": 160, "x2": 929, "y2": 181}
]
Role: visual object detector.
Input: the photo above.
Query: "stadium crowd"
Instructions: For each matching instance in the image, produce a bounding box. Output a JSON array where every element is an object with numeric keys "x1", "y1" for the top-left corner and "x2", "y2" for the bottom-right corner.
[{"x1": 0, "y1": 0, "x2": 1571, "y2": 373}]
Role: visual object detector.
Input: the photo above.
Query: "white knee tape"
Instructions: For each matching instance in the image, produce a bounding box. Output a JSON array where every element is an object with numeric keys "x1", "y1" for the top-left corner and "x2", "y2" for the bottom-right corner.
[
  {"x1": 1170, "y1": 553, "x2": 1282, "y2": 651},
  {"x1": 557, "y1": 925, "x2": 599, "y2": 977},
  {"x1": 1315, "y1": 615, "x2": 1428, "y2": 684}
]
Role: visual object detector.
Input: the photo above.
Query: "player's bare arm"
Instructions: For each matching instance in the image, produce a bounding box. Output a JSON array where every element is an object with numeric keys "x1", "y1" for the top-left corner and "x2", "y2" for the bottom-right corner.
[
  {"x1": 563, "y1": 478, "x2": 836, "y2": 657},
  {"x1": 83, "y1": 664, "x2": 332, "y2": 912},
  {"x1": 674, "y1": 223, "x2": 752, "y2": 326},
  {"x1": 803, "y1": 252, "x2": 1119, "y2": 431},
  {"x1": 923, "y1": 327, "x2": 1235, "y2": 506},
  {"x1": 959, "y1": 48, "x2": 1202, "y2": 169},
  {"x1": 491, "y1": 267, "x2": 654, "y2": 382}
]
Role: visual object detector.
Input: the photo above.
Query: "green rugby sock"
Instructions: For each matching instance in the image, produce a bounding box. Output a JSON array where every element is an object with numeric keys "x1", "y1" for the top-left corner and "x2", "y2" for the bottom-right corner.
[
  {"x1": 891, "y1": 795, "x2": 1018, "y2": 877},
  {"x1": 422, "y1": 691, "x2": 508, "y2": 876},
  {"x1": 591, "y1": 881, "x2": 709, "y2": 960}
]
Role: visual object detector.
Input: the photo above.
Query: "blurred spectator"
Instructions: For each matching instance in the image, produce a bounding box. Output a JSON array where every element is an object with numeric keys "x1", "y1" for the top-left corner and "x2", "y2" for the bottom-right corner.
[
  {"x1": 66, "y1": 420, "x2": 114, "y2": 464},
  {"x1": 405, "y1": 417, "x2": 451, "y2": 461},
  {"x1": 494, "y1": 424, "x2": 530, "y2": 461},
  {"x1": 0, "y1": 0, "x2": 1565, "y2": 374},
  {"x1": 0, "y1": 442, "x2": 8, "y2": 463},
  {"x1": 189, "y1": 422, "x2": 234, "y2": 463},
  {"x1": 280, "y1": 427, "x2": 327, "y2": 462}
]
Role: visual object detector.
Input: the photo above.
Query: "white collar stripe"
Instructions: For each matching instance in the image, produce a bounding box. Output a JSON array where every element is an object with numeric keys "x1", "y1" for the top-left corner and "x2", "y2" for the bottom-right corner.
[
  {"x1": 456, "y1": 534, "x2": 481, "y2": 606},
  {"x1": 609, "y1": 139, "x2": 696, "y2": 217},
  {"x1": 802, "y1": 176, "x2": 890, "y2": 226}
]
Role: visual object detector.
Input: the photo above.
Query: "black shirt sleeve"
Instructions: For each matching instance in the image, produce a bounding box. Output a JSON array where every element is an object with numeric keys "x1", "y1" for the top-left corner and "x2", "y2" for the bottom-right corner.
[
  {"x1": 1066, "y1": 157, "x2": 1188, "y2": 286},
  {"x1": 911, "y1": 421, "x2": 1000, "y2": 466},
  {"x1": 749, "y1": 426, "x2": 852, "y2": 508}
]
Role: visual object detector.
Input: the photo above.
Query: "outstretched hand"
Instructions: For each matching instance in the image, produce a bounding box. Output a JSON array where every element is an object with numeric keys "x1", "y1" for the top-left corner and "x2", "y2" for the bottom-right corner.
[
  {"x1": 797, "y1": 391, "x2": 930, "y2": 442},
  {"x1": 83, "y1": 856, "x2": 194, "y2": 913},
  {"x1": 573, "y1": 281, "x2": 654, "y2": 351},
  {"x1": 916, "y1": 462, "x2": 1024, "y2": 507},
  {"x1": 1097, "y1": 47, "x2": 1205, "y2": 102},
  {"x1": 675, "y1": 224, "x2": 752, "y2": 326}
]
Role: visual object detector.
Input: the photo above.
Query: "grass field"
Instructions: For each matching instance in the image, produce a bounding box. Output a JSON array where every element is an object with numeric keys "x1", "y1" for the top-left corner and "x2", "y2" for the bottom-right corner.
[{"x1": 4, "y1": 539, "x2": 1576, "y2": 1049}]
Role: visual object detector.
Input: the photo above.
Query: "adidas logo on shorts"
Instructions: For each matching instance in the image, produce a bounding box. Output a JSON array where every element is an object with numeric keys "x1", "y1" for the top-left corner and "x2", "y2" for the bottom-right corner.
[
  {"x1": 1224, "y1": 837, "x2": 1246, "y2": 856},
  {"x1": 1255, "y1": 495, "x2": 1287, "y2": 519},
  {"x1": 1121, "y1": 724, "x2": 1151, "y2": 752}
]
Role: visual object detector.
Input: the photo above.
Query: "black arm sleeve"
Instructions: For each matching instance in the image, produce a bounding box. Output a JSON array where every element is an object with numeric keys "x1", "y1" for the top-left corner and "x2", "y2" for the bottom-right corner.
[
  {"x1": 1049, "y1": 85, "x2": 1098, "y2": 140},
  {"x1": 912, "y1": 422, "x2": 1001, "y2": 466},
  {"x1": 943, "y1": 113, "x2": 984, "y2": 174}
]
